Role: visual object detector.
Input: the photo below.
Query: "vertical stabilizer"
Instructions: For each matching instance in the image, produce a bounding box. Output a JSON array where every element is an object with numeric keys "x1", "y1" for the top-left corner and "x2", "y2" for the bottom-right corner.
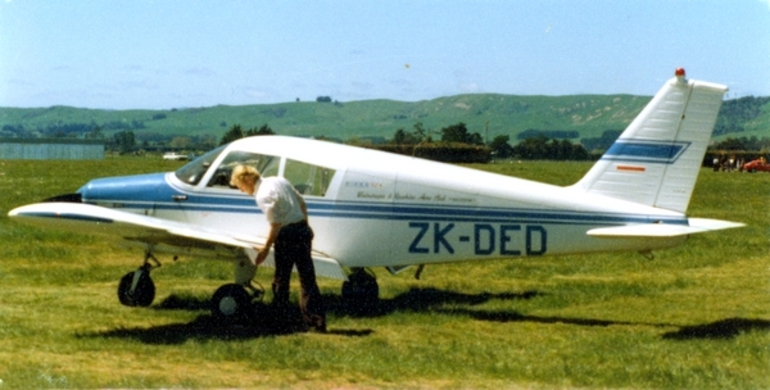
[{"x1": 573, "y1": 69, "x2": 727, "y2": 213}]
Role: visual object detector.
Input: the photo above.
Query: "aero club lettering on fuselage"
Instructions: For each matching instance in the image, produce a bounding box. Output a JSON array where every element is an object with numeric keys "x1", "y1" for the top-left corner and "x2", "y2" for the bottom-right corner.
[{"x1": 408, "y1": 222, "x2": 547, "y2": 257}]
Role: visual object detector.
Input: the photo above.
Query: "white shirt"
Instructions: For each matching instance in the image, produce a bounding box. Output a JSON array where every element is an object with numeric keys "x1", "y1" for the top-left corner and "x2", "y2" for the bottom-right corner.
[{"x1": 254, "y1": 177, "x2": 306, "y2": 225}]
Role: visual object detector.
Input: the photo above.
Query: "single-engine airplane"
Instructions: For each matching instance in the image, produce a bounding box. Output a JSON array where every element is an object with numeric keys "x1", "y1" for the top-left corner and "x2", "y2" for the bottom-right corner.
[{"x1": 9, "y1": 69, "x2": 744, "y2": 321}]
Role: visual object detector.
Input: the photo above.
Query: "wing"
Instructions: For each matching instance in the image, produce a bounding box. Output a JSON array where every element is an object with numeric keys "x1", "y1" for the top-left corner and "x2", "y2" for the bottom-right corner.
[
  {"x1": 587, "y1": 218, "x2": 745, "y2": 238},
  {"x1": 8, "y1": 202, "x2": 347, "y2": 280}
]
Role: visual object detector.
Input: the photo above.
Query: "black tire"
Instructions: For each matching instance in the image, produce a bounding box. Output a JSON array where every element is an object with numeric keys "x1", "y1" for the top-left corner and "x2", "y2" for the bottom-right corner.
[
  {"x1": 117, "y1": 268, "x2": 155, "y2": 307},
  {"x1": 342, "y1": 268, "x2": 379, "y2": 312},
  {"x1": 211, "y1": 284, "x2": 252, "y2": 321}
]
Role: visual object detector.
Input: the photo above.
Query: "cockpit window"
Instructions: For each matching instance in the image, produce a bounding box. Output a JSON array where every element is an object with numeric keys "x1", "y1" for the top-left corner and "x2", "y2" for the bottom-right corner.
[
  {"x1": 206, "y1": 151, "x2": 280, "y2": 189},
  {"x1": 174, "y1": 145, "x2": 226, "y2": 185},
  {"x1": 284, "y1": 159, "x2": 335, "y2": 197}
]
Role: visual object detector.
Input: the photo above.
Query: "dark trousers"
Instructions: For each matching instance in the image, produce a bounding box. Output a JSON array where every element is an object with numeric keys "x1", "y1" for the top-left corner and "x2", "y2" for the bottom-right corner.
[{"x1": 272, "y1": 221, "x2": 326, "y2": 329}]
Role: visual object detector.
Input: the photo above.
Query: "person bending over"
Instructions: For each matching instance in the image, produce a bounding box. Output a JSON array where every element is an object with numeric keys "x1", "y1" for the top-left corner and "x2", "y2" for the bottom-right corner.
[{"x1": 230, "y1": 164, "x2": 326, "y2": 333}]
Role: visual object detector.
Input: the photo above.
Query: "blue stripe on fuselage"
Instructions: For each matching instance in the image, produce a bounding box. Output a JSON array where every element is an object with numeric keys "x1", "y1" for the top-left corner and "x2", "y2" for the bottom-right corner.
[
  {"x1": 112, "y1": 196, "x2": 687, "y2": 227},
  {"x1": 81, "y1": 173, "x2": 687, "y2": 227}
]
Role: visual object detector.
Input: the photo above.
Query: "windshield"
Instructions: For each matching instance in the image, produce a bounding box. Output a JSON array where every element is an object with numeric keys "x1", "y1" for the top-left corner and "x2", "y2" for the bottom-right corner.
[{"x1": 174, "y1": 145, "x2": 226, "y2": 185}]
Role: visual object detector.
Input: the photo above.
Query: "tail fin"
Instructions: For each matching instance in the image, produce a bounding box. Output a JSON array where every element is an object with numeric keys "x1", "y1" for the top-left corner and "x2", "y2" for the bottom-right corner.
[{"x1": 573, "y1": 69, "x2": 727, "y2": 213}]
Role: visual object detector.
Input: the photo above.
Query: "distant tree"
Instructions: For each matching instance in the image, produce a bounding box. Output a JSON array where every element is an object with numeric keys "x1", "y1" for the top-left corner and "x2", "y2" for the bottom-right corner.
[
  {"x1": 114, "y1": 131, "x2": 136, "y2": 154},
  {"x1": 513, "y1": 135, "x2": 589, "y2": 160},
  {"x1": 391, "y1": 122, "x2": 436, "y2": 145},
  {"x1": 580, "y1": 129, "x2": 622, "y2": 153},
  {"x1": 85, "y1": 126, "x2": 103, "y2": 139},
  {"x1": 316, "y1": 96, "x2": 333, "y2": 103},
  {"x1": 710, "y1": 136, "x2": 770, "y2": 152},
  {"x1": 219, "y1": 124, "x2": 245, "y2": 145},
  {"x1": 219, "y1": 124, "x2": 275, "y2": 146},
  {"x1": 517, "y1": 129, "x2": 580, "y2": 140},
  {"x1": 412, "y1": 122, "x2": 431, "y2": 143},
  {"x1": 245, "y1": 124, "x2": 275, "y2": 136},
  {"x1": 440, "y1": 122, "x2": 483, "y2": 145},
  {"x1": 489, "y1": 135, "x2": 514, "y2": 158},
  {"x1": 711, "y1": 137, "x2": 746, "y2": 151},
  {"x1": 392, "y1": 128, "x2": 420, "y2": 145},
  {"x1": 2, "y1": 124, "x2": 24, "y2": 135}
]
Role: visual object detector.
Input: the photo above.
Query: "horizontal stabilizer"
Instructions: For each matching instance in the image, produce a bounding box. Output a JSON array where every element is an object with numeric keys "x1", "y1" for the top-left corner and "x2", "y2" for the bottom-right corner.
[{"x1": 587, "y1": 218, "x2": 745, "y2": 238}]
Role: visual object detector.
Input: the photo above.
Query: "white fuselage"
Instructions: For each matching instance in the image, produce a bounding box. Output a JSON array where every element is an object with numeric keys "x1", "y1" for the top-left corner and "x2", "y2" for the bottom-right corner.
[{"x1": 82, "y1": 136, "x2": 687, "y2": 269}]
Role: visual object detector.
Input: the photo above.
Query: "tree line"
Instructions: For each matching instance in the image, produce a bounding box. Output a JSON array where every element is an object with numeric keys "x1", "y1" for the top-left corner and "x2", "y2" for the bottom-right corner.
[
  {"x1": 4, "y1": 113, "x2": 767, "y2": 161},
  {"x1": 384, "y1": 122, "x2": 592, "y2": 162},
  {"x1": 107, "y1": 121, "x2": 770, "y2": 162}
]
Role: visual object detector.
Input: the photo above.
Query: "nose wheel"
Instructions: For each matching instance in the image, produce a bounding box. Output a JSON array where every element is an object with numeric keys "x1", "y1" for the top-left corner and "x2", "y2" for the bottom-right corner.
[
  {"x1": 117, "y1": 263, "x2": 156, "y2": 307},
  {"x1": 117, "y1": 251, "x2": 161, "y2": 308}
]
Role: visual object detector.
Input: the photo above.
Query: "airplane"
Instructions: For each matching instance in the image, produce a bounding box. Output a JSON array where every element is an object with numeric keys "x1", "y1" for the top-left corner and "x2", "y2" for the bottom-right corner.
[{"x1": 8, "y1": 68, "x2": 744, "y2": 322}]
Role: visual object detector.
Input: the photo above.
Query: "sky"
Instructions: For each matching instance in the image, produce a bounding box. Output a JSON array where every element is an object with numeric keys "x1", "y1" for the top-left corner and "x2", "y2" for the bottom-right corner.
[{"x1": 1, "y1": 0, "x2": 768, "y2": 110}]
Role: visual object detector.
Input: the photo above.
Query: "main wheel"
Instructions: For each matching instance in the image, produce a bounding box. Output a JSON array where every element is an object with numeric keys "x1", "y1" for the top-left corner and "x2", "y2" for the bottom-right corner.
[
  {"x1": 117, "y1": 268, "x2": 155, "y2": 307},
  {"x1": 211, "y1": 284, "x2": 252, "y2": 321},
  {"x1": 342, "y1": 268, "x2": 379, "y2": 312}
]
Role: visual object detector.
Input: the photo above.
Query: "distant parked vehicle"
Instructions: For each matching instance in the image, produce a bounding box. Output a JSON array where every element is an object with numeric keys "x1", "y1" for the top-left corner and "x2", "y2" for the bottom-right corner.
[
  {"x1": 742, "y1": 158, "x2": 770, "y2": 173},
  {"x1": 162, "y1": 152, "x2": 189, "y2": 161}
]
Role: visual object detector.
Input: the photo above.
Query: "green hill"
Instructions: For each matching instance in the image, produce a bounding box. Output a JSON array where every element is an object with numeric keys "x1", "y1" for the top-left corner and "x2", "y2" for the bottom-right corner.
[{"x1": 1, "y1": 94, "x2": 768, "y2": 144}]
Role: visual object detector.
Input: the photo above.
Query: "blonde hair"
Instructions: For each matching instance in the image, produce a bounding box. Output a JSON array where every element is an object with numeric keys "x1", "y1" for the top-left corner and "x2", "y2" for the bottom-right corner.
[{"x1": 230, "y1": 165, "x2": 261, "y2": 187}]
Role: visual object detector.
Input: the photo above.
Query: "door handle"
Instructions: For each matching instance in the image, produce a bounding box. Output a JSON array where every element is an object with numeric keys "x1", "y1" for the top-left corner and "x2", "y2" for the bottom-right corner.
[{"x1": 172, "y1": 195, "x2": 188, "y2": 202}]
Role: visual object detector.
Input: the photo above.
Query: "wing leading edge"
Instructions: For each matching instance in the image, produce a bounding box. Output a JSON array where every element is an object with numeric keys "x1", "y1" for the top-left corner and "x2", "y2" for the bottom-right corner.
[{"x1": 8, "y1": 202, "x2": 347, "y2": 280}]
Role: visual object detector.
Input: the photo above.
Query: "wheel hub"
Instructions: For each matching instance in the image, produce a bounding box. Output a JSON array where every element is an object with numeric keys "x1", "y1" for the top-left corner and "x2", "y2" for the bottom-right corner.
[{"x1": 218, "y1": 296, "x2": 239, "y2": 316}]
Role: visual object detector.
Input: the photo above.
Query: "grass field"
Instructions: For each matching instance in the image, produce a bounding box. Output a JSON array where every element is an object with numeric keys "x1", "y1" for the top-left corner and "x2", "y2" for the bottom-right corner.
[{"x1": 0, "y1": 157, "x2": 768, "y2": 389}]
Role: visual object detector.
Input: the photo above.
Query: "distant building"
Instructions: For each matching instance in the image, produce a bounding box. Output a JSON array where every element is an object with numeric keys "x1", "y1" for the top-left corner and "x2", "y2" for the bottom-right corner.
[{"x1": 0, "y1": 138, "x2": 105, "y2": 160}]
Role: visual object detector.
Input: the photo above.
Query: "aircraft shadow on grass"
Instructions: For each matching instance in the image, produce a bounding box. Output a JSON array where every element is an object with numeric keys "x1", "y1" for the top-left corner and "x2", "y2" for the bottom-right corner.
[
  {"x1": 80, "y1": 287, "x2": 538, "y2": 344},
  {"x1": 661, "y1": 318, "x2": 770, "y2": 340},
  {"x1": 81, "y1": 287, "x2": 770, "y2": 344},
  {"x1": 440, "y1": 309, "x2": 770, "y2": 341}
]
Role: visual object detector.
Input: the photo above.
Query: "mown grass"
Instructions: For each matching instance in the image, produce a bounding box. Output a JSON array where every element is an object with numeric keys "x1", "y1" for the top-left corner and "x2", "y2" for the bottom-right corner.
[{"x1": 0, "y1": 157, "x2": 767, "y2": 389}]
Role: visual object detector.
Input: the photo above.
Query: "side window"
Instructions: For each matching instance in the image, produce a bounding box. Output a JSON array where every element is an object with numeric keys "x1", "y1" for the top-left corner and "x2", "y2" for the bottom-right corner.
[
  {"x1": 207, "y1": 151, "x2": 280, "y2": 189},
  {"x1": 284, "y1": 159, "x2": 335, "y2": 197}
]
